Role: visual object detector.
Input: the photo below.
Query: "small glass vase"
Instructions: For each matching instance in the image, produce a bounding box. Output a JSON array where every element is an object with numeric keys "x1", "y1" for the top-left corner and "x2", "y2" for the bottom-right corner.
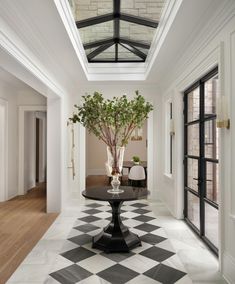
[{"x1": 107, "y1": 174, "x2": 124, "y2": 194}]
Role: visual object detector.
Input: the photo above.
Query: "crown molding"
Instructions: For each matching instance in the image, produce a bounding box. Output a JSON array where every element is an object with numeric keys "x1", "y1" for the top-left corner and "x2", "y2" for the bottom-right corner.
[{"x1": 0, "y1": 18, "x2": 65, "y2": 98}]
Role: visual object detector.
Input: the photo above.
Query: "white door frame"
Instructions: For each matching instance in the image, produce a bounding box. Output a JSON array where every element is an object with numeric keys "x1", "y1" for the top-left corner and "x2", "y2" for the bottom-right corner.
[
  {"x1": 18, "y1": 105, "x2": 47, "y2": 195},
  {"x1": 0, "y1": 98, "x2": 8, "y2": 202}
]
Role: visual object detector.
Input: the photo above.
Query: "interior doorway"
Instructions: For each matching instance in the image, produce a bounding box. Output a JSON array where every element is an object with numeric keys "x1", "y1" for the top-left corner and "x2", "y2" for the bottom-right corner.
[
  {"x1": 183, "y1": 67, "x2": 219, "y2": 254},
  {"x1": 0, "y1": 99, "x2": 7, "y2": 202},
  {"x1": 85, "y1": 120, "x2": 148, "y2": 189}
]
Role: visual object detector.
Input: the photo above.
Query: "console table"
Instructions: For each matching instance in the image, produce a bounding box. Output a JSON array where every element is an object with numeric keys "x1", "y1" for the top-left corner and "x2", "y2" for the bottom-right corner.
[{"x1": 82, "y1": 186, "x2": 148, "y2": 253}]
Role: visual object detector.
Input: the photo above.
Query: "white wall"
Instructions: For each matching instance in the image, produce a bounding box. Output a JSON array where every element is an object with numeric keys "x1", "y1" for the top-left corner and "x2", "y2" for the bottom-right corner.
[
  {"x1": 0, "y1": 79, "x2": 46, "y2": 200},
  {"x1": 67, "y1": 85, "x2": 162, "y2": 200},
  {"x1": 157, "y1": 1, "x2": 235, "y2": 282}
]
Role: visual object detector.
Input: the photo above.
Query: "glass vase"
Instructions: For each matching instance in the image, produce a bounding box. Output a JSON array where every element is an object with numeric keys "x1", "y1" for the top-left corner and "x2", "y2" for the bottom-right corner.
[{"x1": 106, "y1": 146, "x2": 125, "y2": 194}]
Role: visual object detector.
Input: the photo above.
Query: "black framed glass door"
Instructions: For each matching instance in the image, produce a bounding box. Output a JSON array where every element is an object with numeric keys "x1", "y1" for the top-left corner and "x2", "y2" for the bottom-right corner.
[{"x1": 184, "y1": 67, "x2": 219, "y2": 254}]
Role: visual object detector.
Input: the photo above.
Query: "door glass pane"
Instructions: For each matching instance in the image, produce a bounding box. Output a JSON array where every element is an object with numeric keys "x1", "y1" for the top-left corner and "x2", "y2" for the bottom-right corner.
[
  {"x1": 205, "y1": 203, "x2": 218, "y2": 247},
  {"x1": 206, "y1": 162, "x2": 219, "y2": 204},
  {"x1": 187, "y1": 123, "x2": 199, "y2": 156},
  {"x1": 187, "y1": 87, "x2": 200, "y2": 122},
  {"x1": 205, "y1": 119, "x2": 218, "y2": 159},
  {"x1": 187, "y1": 192, "x2": 200, "y2": 229},
  {"x1": 205, "y1": 75, "x2": 218, "y2": 116},
  {"x1": 187, "y1": 158, "x2": 198, "y2": 192}
]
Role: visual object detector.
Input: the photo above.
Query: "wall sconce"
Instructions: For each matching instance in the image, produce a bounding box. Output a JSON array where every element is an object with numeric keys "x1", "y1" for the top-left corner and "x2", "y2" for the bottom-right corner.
[
  {"x1": 216, "y1": 95, "x2": 230, "y2": 129},
  {"x1": 169, "y1": 119, "x2": 175, "y2": 136}
]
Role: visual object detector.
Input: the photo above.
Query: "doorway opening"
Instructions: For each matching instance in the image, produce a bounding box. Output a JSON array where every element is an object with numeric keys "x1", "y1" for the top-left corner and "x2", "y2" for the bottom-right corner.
[
  {"x1": 183, "y1": 67, "x2": 219, "y2": 254},
  {"x1": 86, "y1": 120, "x2": 148, "y2": 189},
  {"x1": 23, "y1": 111, "x2": 47, "y2": 209}
]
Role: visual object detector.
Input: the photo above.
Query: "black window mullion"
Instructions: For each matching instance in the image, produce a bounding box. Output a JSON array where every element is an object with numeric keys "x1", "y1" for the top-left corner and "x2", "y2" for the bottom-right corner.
[{"x1": 199, "y1": 81, "x2": 205, "y2": 237}]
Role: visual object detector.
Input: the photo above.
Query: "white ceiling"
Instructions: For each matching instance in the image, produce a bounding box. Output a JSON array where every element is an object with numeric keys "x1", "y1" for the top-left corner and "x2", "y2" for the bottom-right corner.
[{"x1": 0, "y1": 0, "x2": 225, "y2": 95}]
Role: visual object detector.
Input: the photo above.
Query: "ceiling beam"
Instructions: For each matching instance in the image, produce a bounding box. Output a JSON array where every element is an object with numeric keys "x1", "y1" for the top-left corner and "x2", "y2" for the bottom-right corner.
[
  {"x1": 120, "y1": 13, "x2": 158, "y2": 28},
  {"x1": 76, "y1": 13, "x2": 114, "y2": 28},
  {"x1": 119, "y1": 38, "x2": 150, "y2": 49},
  {"x1": 87, "y1": 42, "x2": 114, "y2": 61},
  {"x1": 119, "y1": 43, "x2": 146, "y2": 60},
  {"x1": 83, "y1": 38, "x2": 114, "y2": 50},
  {"x1": 89, "y1": 59, "x2": 144, "y2": 63}
]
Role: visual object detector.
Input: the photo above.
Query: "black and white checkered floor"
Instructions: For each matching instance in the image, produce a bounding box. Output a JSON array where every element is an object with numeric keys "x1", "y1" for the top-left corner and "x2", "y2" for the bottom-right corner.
[{"x1": 47, "y1": 201, "x2": 192, "y2": 284}]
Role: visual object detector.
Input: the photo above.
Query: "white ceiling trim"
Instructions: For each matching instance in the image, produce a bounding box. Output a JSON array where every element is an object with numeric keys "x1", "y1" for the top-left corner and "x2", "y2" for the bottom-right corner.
[{"x1": 0, "y1": 18, "x2": 66, "y2": 98}]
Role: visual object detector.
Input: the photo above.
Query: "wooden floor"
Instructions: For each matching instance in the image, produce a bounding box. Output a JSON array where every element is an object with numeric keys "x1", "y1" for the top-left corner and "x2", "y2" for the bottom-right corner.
[{"x1": 0, "y1": 183, "x2": 58, "y2": 284}]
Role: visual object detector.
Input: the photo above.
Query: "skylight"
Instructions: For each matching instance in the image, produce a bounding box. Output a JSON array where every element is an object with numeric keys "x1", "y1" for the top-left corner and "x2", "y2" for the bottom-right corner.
[{"x1": 69, "y1": 0, "x2": 166, "y2": 63}]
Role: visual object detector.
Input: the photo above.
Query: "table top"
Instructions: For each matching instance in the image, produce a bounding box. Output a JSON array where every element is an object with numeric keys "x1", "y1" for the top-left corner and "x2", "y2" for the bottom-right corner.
[
  {"x1": 123, "y1": 161, "x2": 147, "y2": 169},
  {"x1": 82, "y1": 186, "x2": 148, "y2": 202}
]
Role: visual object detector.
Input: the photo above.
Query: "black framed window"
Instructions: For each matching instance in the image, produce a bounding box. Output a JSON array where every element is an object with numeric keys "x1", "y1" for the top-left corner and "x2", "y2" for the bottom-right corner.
[{"x1": 184, "y1": 67, "x2": 219, "y2": 254}]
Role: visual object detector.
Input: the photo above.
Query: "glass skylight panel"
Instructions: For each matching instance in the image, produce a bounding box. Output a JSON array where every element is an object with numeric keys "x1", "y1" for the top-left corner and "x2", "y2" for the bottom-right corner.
[
  {"x1": 118, "y1": 44, "x2": 143, "y2": 61},
  {"x1": 69, "y1": 0, "x2": 166, "y2": 62},
  {"x1": 120, "y1": 0, "x2": 165, "y2": 22},
  {"x1": 120, "y1": 20, "x2": 155, "y2": 43},
  {"x1": 73, "y1": 0, "x2": 113, "y2": 21},
  {"x1": 95, "y1": 45, "x2": 115, "y2": 60},
  {"x1": 79, "y1": 21, "x2": 113, "y2": 45}
]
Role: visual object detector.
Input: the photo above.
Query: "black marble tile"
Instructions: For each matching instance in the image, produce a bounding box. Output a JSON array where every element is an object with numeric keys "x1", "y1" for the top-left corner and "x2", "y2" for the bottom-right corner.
[
  {"x1": 133, "y1": 215, "x2": 155, "y2": 222},
  {"x1": 74, "y1": 224, "x2": 100, "y2": 233},
  {"x1": 50, "y1": 264, "x2": 92, "y2": 284},
  {"x1": 85, "y1": 203, "x2": 103, "y2": 208},
  {"x1": 61, "y1": 247, "x2": 95, "y2": 263},
  {"x1": 97, "y1": 264, "x2": 139, "y2": 284},
  {"x1": 68, "y1": 234, "x2": 92, "y2": 246},
  {"x1": 134, "y1": 223, "x2": 160, "y2": 232},
  {"x1": 82, "y1": 208, "x2": 102, "y2": 215},
  {"x1": 131, "y1": 202, "x2": 148, "y2": 208},
  {"x1": 100, "y1": 251, "x2": 135, "y2": 262},
  {"x1": 78, "y1": 215, "x2": 100, "y2": 223},
  {"x1": 140, "y1": 246, "x2": 175, "y2": 262},
  {"x1": 132, "y1": 208, "x2": 151, "y2": 214},
  {"x1": 140, "y1": 233, "x2": 166, "y2": 245},
  {"x1": 144, "y1": 263, "x2": 186, "y2": 284}
]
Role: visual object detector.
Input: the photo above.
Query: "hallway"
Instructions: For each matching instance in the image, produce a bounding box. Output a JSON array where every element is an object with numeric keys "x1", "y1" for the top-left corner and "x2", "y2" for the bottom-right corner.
[{"x1": 0, "y1": 183, "x2": 58, "y2": 283}]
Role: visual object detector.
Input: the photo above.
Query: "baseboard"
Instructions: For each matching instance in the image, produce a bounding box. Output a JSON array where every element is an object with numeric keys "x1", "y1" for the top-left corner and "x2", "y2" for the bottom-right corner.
[
  {"x1": 87, "y1": 169, "x2": 106, "y2": 175},
  {"x1": 222, "y1": 252, "x2": 235, "y2": 283},
  {"x1": 7, "y1": 193, "x2": 17, "y2": 200}
]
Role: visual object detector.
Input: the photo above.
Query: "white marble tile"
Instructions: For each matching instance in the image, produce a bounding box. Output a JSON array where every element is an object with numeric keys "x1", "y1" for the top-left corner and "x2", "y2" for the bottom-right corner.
[
  {"x1": 175, "y1": 274, "x2": 193, "y2": 284},
  {"x1": 155, "y1": 239, "x2": 176, "y2": 253},
  {"x1": 120, "y1": 254, "x2": 157, "y2": 273},
  {"x1": 78, "y1": 255, "x2": 116, "y2": 274},
  {"x1": 60, "y1": 239, "x2": 79, "y2": 253},
  {"x1": 94, "y1": 211, "x2": 111, "y2": 219},
  {"x1": 131, "y1": 241, "x2": 152, "y2": 253},
  {"x1": 123, "y1": 219, "x2": 143, "y2": 228},
  {"x1": 7, "y1": 264, "x2": 52, "y2": 283},
  {"x1": 67, "y1": 228, "x2": 84, "y2": 238},
  {"x1": 121, "y1": 211, "x2": 140, "y2": 219},
  {"x1": 42, "y1": 223, "x2": 72, "y2": 240},
  {"x1": 162, "y1": 254, "x2": 187, "y2": 273},
  {"x1": 49, "y1": 255, "x2": 74, "y2": 273},
  {"x1": 126, "y1": 274, "x2": 161, "y2": 284},
  {"x1": 21, "y1": 249, "x2": 57, "y2": 265},
  {"x1": 78, "y1": 275, "x2": 111, "y2": 284}
]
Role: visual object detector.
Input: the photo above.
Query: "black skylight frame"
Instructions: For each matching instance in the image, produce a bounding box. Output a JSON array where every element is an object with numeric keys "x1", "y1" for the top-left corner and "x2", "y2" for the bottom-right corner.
[{"x1": 76, "y1": 0, "x2": 158, "y2": 63}]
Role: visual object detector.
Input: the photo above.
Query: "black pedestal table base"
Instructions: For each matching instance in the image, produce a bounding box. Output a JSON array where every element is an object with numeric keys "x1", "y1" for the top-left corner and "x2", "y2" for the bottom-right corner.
[{"x1": 92, "y1": 200, "x2": 141, "y2": 253}]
